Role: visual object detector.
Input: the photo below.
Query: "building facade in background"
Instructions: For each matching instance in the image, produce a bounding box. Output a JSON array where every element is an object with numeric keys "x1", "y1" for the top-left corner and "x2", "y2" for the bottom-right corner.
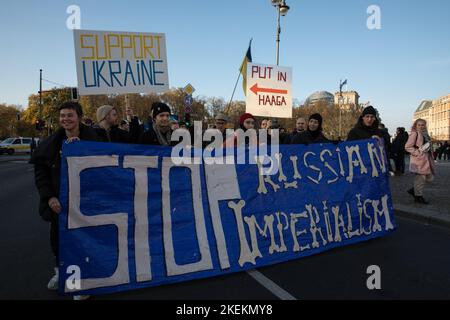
[
  {"x1": 334, "y1": 91, "x2": 360, "y2": 110},
  {"x1": 413, "y1": 94, "x2": 450, "y2": 141}
]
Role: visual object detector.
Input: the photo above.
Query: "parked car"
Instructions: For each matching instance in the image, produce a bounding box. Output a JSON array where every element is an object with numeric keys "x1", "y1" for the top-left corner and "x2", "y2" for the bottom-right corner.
[{"x1": 0, "y1": 137, "x2": 39, "y2": 155}]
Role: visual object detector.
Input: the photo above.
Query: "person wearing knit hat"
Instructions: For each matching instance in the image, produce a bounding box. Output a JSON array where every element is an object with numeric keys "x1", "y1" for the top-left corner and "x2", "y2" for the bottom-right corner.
[
  {"x1": 347, "y1": 105, "x2": 383, "y2": 141},
  {"x1": 151, "y1": 102, "x2": 171, "y2": 119},
  {"x1": 308, "y1": 113, "x2": 323, "y2": 131},
  {"x1": 96, "y1": 105, "x2": 115, "y2": 124},
  {"x1": 239, "y1": 113, "x2": 256, "y2": 131},
  {"x1": 362, "y1": 105, "x2": 377, "y2": 117},
  {"x1": 94, "y1": 105, "x2": 139, "y2": 143},
  {"x1": 215, "y1": 113, "x2": 229, "y2": 122},
  {"x1": 215, "y1": 113, "x2": 229, "y2": 140},
  {"x1": 291, "y1": 113, "x2": 329, "y2": 144},
  {"x1": 223, "y1": 112, "x2": 257, "y2": 147},
  {"x1": 138, "y1": 102, "x2": 175, "y2": 146}
]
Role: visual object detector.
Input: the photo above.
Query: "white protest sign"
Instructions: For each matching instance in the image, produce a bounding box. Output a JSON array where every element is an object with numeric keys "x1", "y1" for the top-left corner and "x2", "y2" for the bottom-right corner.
[
  {"x1": 74, "y1": 30, "x2": 169, "y2": 95},
  {"x1": 246, "y1": 63, "x2": 292, "y2": 118}
]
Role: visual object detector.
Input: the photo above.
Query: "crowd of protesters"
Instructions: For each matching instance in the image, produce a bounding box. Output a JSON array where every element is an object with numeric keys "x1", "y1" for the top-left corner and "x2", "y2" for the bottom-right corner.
[
  {"x1": 432, "y1": 141, "x2": 450, "y2": 161},
  {"x1": 30, "y1": 99, "x2": 442, "y2": 299}
]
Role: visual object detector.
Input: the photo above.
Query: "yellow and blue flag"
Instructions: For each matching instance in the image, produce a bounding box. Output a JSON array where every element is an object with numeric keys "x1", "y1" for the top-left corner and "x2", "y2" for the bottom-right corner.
[{"x1": 239, "y1": 39, "x2": 252, "y2": 95}]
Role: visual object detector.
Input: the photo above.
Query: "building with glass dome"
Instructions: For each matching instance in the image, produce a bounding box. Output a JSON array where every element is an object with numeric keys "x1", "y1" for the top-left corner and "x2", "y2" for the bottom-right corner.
[{"x1": 304, "y1": 91, "x2": 335, "y2": 106}]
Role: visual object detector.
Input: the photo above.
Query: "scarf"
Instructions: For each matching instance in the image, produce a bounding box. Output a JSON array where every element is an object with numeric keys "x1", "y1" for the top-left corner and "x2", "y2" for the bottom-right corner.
[
  {"x1": 308, "y1": 129, "x2": 321, "y2": 141},
  {"x1": 422, "y1": 130, "x2": 431, "y2": 144},
  {"x1": 153, "y1": 122, "x2": 172, "y2": 146}
]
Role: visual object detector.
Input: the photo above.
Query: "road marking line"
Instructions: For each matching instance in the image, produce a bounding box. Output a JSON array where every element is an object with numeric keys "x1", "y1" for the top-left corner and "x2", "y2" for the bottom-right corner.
[{"x1": 246, "y1": 269, "x2": 297, "y2": 300}]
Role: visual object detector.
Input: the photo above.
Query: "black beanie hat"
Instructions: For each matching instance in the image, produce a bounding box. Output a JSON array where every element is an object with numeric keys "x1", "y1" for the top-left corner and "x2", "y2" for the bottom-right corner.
[
  {"x1": 362, "y1": 106, "x2": 377, "y2": 117},
  {"x1": 309, "y1": 113, "x2": 323, "y2": 131},
  {"x1": 151, "y1": 102, "x2": 171, "y2": 119}
]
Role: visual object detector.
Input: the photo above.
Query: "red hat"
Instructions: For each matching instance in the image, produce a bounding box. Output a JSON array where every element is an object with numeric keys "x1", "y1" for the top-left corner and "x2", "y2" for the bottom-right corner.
[{"x1": 239, "y1": 113, "x2": 255, "y2": 125}]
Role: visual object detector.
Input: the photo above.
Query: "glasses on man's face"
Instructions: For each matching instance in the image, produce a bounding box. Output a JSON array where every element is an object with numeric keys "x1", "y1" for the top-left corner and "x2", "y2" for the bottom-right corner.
[
  {"x1": 216, "y1": 121, "x2": 225, "y2": 125},
  {"x1": 244, "y1": 120, "x2": 255, "y2": 125}
]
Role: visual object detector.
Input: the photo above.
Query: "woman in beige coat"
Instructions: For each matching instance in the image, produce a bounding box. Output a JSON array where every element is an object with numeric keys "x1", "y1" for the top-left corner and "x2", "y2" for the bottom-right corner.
[{"x1": 404, "y1": 119, "x2": 435, "y2": 204}]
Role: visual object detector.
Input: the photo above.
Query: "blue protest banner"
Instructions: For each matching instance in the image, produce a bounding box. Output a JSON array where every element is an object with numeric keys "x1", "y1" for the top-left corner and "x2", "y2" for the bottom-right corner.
[{"x1": 59, "y1": 139, "x2": 396, "y2": 295}]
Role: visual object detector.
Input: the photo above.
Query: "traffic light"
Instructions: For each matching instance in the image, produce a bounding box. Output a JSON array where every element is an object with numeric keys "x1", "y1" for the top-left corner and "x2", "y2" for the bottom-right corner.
[
  {"x1": 184, "y1": 113, "x2": 191, "y2": 128},
  {"x1": 35, "y1": 119, "x2": 45, "y2": 131},
  {"x1": 71, "y1": 87, "x2": 78, "y2": 101}
]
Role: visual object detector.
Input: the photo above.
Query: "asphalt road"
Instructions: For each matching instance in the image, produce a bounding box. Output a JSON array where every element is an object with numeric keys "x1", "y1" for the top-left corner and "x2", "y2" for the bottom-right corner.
[{"x1": 1, "y1": 157, "x2": 449, "y2": 300}]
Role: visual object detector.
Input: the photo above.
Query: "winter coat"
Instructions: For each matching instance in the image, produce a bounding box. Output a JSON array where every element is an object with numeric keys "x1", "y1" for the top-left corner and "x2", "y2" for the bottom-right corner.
[
  {"x1": 404, "y1": 131, "x2": 435, "y2": 175},
  {"x1": 392, "y1": 131, "x2": 409, "y2": 156},
  {"x1": 379, "y1": 128, "x2": 392, "y2": 157},
  {"x1": 30, "y1": 124, "x2": 99, "y2": 221},
  {"x1": 347, "y1": 116, "x2": 382, "y2": 141},
  {"x1": 286, "y1": 130, "x2": 304, "y2": 144},
  {"x1": 138, "y1": 124, "x2": 177, "y2": 146},
  {"x1": 94, "y1": 116, "x2": 142, "y2": 143},
  {"x1": 291, "y1": 130, "x2": 330, "y2": 145},
  {"x1": 94, "y1": 125, "x2": 129, "y2": 143}
]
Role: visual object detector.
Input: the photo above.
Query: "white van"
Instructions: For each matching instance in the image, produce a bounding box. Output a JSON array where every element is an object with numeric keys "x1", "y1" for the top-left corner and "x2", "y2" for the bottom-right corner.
[{"x1": 0, "y1": 137, "x2": 39, "y2": 155}]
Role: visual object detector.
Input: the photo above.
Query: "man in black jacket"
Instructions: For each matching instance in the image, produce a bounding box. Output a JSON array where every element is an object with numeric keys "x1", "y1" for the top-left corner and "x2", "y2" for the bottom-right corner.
[
  {"x1": 286, "y1": 117, "x2": 306, "y2": 144},
  {"x1": 378, "y1": 123, "x2": 394, "y2": 173},
  {"x1": 392, "y1": 127, "x2": 409, "y2": 175},
  {"x1": 30, "y1": 101, "x2": 99, "y2": 295},
  {"x1": 347, "y1": 106, "x2": 383, "y2": 141},
  {"x1": 94, "y1": 105, "x2": 141, "y2": 143},
  {"x1": 138, "y1": 102, "x2": 177, "y2": 146}
]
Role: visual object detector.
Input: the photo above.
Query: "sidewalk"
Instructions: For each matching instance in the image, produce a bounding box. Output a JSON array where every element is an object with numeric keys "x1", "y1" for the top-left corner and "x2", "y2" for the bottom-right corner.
[{"x1": 390, "y1": 159, "x2": 450, "y2": 228}]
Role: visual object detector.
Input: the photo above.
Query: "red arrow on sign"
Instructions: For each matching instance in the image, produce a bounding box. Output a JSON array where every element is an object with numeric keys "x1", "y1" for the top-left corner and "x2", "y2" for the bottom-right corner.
[{"x1": 250, "y1": 83, "x2": 288, "y2": 95}]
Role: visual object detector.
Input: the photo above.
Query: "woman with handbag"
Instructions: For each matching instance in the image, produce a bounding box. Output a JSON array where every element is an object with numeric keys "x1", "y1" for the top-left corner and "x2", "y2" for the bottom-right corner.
[{"x1": 404, "y1": 119, "x2": 435, "y2": 204}]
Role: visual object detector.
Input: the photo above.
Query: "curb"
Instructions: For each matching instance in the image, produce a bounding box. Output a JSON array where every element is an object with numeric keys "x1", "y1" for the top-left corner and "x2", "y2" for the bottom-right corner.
[{"x1": 394, "y1": 204, "x2": 450, "y2": 229}]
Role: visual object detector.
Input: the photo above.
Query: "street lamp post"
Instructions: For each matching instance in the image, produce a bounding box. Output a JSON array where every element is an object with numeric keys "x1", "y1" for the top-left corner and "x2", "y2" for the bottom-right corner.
[
  {"x1": 338, "y1": 79, "x2": 347, "y2": 139},
  {"x1": 338, "y1": 96, "x2": 344, "y2": 139},
  {"x1": 39, "y1": 69, "x2": 43, "y2": 119},
  {"x1": 271, "y1": 0, "x2": 290, "y2": 66}
]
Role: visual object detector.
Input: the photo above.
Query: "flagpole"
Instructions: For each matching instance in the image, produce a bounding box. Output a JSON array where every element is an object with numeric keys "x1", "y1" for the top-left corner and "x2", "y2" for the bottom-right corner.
[
  {"x1": 226, "y1": 67, "x2": 243, "y2": 114},
  {"x1": 226, "y1": 39, "x2": 252, "y2": 114}
]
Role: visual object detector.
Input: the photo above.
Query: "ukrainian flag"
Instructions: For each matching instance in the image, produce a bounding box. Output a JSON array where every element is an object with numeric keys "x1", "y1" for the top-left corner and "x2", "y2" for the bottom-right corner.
[{"x1": 239, "y1": 39, "x2": 252, "y2": 95}]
